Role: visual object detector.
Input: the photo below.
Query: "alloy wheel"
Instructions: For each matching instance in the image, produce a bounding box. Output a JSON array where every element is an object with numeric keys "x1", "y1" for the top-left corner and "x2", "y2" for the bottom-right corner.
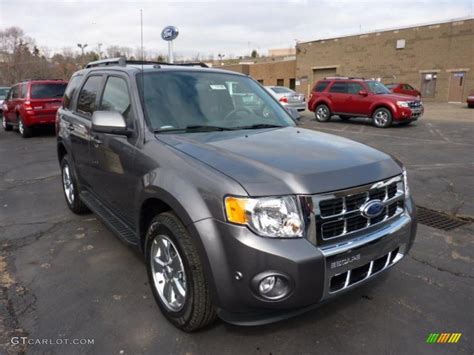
[
  {"x1": 62, "y1": 163, "x2": 75, "y2": 205},
  {"x1": 374, "y1": 111, "x2": 388, "y2": 126},
  {"x1": 150, "y1": 235, "x2": 187, "y2": 312},
  {"x1": 18, "y1": 119, "x2": 24, "y2": 135},
  {"x1": 316, "y1": 106, "x2": 329, "y2": 120}
]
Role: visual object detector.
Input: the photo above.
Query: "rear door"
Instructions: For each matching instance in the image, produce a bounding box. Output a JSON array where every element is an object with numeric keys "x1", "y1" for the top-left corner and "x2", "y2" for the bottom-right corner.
[
  {"x1": 327, "y1": 81, "x2": 349, "y2": 112},
  {"x1": 4, "y1": 85, "x2": 19, "y2": 121},
  {"x1": 64, "y1": 74, "x2": 104, "y2": 187},
  {"x1": 89, "y1": 74, "x2": 140, "y2": 224}
]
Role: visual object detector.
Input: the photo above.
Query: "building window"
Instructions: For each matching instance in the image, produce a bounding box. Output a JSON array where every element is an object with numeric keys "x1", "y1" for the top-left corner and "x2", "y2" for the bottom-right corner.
[
  {"x1": 420, "y1": 73, "x2": 437, "y2": 98},
  {"x1": 289, "y1": 78, "x2": 296, "y2": 90},
  {"x1": 276, "y1": 78, "x2": 284, "y2": 86},
  {"x1": 257, "y1": 79, "x2": 264, "y2": 84}
]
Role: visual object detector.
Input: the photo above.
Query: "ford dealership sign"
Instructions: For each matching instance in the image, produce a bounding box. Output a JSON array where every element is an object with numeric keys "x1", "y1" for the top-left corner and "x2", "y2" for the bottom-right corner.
[{"x1": 161, "y1": 26, "x2": 179, "y2": 41}]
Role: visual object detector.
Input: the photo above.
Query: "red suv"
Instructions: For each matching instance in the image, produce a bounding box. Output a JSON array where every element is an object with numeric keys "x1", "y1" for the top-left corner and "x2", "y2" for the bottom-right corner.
[
  {"x1": 2, "y1": 79, "x2": 67, "y2": 137},
  {"x1": 308, "y1": 78, "x2": 423, "y2": 128},
  {"x1": 385, "y1": 83, "x2": 421, "y2": 98}
]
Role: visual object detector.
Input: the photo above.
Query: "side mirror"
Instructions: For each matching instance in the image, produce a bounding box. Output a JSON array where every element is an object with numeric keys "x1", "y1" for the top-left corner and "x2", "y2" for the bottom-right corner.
[
  {"x1": 358, "y1": 90, "x2": 368, "y2": 96},
  {"x1": 91, "y1": 111, "x2": 130, "y2": 136}
]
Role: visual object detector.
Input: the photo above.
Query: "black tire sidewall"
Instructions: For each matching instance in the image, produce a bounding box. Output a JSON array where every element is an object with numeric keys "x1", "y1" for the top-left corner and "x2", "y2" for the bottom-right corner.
[
  {"x1": 315, "y1": 104, "x2": 331, "y2": 122},
  {"x1": 373, "y1": 108, "x2": 392, "y2": 128},
  {"x1": 145, "y1": 215, "x2": 195, "y2": 327},
  {"x1": 19, "y1": 116, "x2": 32, "y2": 138}
]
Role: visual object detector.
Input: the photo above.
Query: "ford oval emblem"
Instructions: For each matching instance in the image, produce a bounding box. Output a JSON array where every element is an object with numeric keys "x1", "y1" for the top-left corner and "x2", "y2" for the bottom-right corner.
[
  {"x1": 161, "y1": 26, "x2": 179, "y2": 41},
  {"x1": 360, "y1": 200, "x2": 385, "y2": 218}
]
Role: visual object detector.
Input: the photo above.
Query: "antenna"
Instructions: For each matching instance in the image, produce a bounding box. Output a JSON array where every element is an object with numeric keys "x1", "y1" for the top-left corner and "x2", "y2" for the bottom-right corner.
[{"x1": 140, "y1": 9, "x2": 146, "y2": 139}]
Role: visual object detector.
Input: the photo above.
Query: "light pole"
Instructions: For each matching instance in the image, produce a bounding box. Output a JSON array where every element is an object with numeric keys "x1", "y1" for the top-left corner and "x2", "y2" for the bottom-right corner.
[
  {"x1": 77, "y1": 43, "x2": 88, "y2": 56},
  {"x1": 97, "y1": 43, "x2": 103, "y2": 59},
  {"x1": 217, "y1": 53, "x2": 225, "y2": 65}
]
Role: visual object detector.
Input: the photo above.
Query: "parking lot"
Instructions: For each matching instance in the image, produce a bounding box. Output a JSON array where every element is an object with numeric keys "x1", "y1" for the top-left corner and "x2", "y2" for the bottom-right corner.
[{"x1": 0, "y1": 103, "x2": 473, "y2": 354}]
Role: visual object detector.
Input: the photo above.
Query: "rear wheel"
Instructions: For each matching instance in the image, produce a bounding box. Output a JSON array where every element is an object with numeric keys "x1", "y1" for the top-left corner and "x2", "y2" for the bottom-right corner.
[
  {"x1": 18, "y1": 116, "x2": 33, "y2": 138},
  {"x1": 372, "y1": 108, "x2": 392, "y2": 128},
  {"x1": 2, "y1": 115, "x2": 12, "y2": 131},
  {"x1": 314, "y1": 104, "x2": 331, "y2": 122},
  {"x1": 61, "y1": 155, "x2": 90, "y2": 214},
  {"x1": 146, "y1": 212, "x2": 216, "y2": 332}
]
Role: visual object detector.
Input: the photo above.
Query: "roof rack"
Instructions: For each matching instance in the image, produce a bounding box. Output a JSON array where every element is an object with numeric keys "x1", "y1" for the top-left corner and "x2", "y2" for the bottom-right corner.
[
  {"x1": 324, "y1": 76, "x2": 366, "y2": 80},
  {"x1": 85, "y1": 57, "x2": 208, "y2": 69},
  {"x1": 20, "y1": 78, "x2": 65, "y2": 82}
]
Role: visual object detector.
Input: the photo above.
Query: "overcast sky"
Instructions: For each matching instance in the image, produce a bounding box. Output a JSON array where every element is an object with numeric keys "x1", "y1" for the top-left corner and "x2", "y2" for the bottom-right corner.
[{"x1": 0, "y1": 0, "x2": 472, "y2": 58}]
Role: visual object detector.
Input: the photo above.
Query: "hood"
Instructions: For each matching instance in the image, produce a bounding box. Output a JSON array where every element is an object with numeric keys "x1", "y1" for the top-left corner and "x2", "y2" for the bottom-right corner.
[
  {"x1": 156, "y1": 127, "x2": 402, "y2": 196},
  {"x1": 379, "y1": 93, "x2": 420, "y2": 102}
]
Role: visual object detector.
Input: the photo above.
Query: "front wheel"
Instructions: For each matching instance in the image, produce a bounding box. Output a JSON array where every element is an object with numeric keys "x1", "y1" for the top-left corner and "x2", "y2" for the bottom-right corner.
[
  {"x1": 146, "y1": 212, "x2": 216, "y2": 332},
  {"x1": 372, "y1": 108, "x2": 392, "y2": 128},
  {"x1": 314, "y1": 104, "x2": 331, "y2": 122},
  {"x1": 2, "y1": 115, "x2": 12, "y2": 131}
]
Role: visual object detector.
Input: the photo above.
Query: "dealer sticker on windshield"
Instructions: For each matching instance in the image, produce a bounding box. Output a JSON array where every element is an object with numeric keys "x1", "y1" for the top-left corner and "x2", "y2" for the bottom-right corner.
[{"x1": 210, "y1": 84, "x2": 227, "y2": 90}]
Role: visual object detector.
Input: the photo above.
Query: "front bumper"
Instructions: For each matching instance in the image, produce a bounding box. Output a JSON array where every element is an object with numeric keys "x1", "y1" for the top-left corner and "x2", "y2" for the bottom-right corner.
[
  {"x1": 394, "y1": 106, "x2": 424, "y2": 121},
  {"x1": 192, "y1": 197, "x2": 417, "y2": 325}
]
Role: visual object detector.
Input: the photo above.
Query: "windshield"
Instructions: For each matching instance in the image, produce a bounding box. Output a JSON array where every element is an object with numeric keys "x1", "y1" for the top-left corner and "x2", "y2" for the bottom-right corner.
[
  {"x1": 31, "y1": 83, "x2": 67, "y2": 99},
  {"x1": 0, "y1": 88, "x2": 9, "y2": 99},
  {"x1": 137, "y1": 71, "x2": 295, "y2": 132},
  {"x1": 366, "y1": 81, "x2": 391, "y2": 94}
]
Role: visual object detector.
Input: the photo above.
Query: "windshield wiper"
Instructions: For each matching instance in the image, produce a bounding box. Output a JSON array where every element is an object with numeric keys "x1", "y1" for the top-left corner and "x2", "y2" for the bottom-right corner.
[
  {"x1": 154, "y1": 125, "x2": 235, "y2": 133},
  {"x1": 234, "y1": 123, "x2": 286, "y2": 130}
]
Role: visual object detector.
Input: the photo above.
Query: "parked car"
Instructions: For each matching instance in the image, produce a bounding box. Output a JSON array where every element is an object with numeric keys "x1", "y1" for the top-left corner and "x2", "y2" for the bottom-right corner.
[
  {"x1": 467, "y1": 92, "x2": 474, "y2": 108},
  {"x1": 57, "y1": 58, "x2": 417, "y2": 331},
  {"x1": 265, "y1": 86, "x2": 306, "y2": 111},
  {"x1": 0, "y1": 86, "x2": 10, "y2": 118},
  {"x1": 385, "y1": 83, "x2": 421, "y2": 98},
  {"x1": 308, "y1": 77, "x2": 423, "y2": 128},
  {"x1": 2, "y1": 79, "x2": 67, "y2": 137}
]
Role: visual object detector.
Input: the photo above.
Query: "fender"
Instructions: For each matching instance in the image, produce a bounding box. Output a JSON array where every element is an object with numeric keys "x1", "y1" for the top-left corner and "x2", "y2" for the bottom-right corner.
[
  {"x1": 312, "y1": 99, "x2": 332, "y2": 113},
  {"x1": 370, "y1": 102, "x2": 396, "y2": 117}
]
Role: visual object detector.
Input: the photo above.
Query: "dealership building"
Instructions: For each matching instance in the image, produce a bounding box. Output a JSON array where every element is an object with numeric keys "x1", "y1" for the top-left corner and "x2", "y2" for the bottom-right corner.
[{"x1": 221, "y1": 18, "x2": 473, "y2": 102}]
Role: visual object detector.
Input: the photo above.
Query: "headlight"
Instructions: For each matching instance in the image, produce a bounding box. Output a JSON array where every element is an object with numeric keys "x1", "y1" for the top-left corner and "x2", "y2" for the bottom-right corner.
[
  {"x1": 397, "y1": 101, "x2": 410, "y2": 108},
  {"x1": 225, "y1": 195, "x2": 304, "y2": 238},
  {"x1": 402, "y1": 167, "x2": 410, "y2": 198}
]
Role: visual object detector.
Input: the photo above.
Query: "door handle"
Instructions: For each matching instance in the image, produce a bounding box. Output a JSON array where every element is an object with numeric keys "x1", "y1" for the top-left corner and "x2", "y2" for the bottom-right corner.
[{"x1": 91, "y1": 136, "x2": 102, "y2": 147}]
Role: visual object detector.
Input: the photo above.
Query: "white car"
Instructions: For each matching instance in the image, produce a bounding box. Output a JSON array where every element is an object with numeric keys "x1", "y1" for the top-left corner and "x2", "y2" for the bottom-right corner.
[{"x1": 265, "y1": 86, "x2": 306, "y2": 111}]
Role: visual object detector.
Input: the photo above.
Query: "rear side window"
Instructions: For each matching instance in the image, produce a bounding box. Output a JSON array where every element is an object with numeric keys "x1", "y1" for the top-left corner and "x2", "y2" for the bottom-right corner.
[
  {"x1": 329, "y1": 82, "x2": 348, "y2": 93},
  {"x1": 20, "y1": 84, "x2": 27, "y2": 98},
  {"x1": 30, "y1": 83, "x2": 67, "y2": 99},
  {"x1": 63, "y1": 75, "x2": 83, "y2": 110},
  {"x1": 11, "y1": 85, "x2": 20, "y2": 99},
  {"x1": 314, "y1": 81, "x2": 329, "y2": 92},
  {"x1": 77, "y1": 76, "x2": 103, "y2": 116},
  {"x1": 347, "y1": 83, "x2": 364, "y2": 94}
]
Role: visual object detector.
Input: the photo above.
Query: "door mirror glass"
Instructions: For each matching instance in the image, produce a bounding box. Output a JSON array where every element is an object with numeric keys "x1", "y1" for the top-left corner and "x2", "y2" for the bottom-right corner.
[
  {"x1": 358, "y1": 90, "x2": 368, "y2": 96},
  {"x1": 91, "y1": 111, "x2": 130, "y2": 136}
]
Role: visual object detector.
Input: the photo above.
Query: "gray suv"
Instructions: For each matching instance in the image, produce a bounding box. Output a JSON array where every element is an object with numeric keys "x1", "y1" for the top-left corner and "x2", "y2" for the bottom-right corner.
[{"x1": 57, "y1": 58, "x2": 417, "y2": 331}]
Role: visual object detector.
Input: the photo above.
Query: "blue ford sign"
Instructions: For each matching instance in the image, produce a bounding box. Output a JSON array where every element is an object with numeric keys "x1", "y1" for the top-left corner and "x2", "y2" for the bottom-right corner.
[
  {"x1": 360, "y1": 200, "x2": 385, "y2": 218},
  {"x1": 161, "y1": 26, "x2": 179, "y2": 41}
]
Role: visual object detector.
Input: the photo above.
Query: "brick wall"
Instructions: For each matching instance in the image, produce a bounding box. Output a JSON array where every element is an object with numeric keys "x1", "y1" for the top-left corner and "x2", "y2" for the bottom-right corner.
[
  {"x1": 296, "y1": 19, "x2": 474, "y2": 102},
  {"x1": 220, "y1": 60, "x2": 296, "y2": 87}
]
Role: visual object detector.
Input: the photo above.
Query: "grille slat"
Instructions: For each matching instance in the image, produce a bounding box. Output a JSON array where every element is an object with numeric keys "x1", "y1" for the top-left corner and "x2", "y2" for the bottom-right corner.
[{"x1": 317, "y1": 177, "x2": 405, "y2": 240}]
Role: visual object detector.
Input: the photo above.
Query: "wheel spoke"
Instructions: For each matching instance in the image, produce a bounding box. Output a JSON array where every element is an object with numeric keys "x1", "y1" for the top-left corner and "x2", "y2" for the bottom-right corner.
[
  {"x1": 171, "y1": 278, "x2": 186, "y2": 302},
  {"x1": 163, "y1": 280, "x2": 172, "y2": 302}
]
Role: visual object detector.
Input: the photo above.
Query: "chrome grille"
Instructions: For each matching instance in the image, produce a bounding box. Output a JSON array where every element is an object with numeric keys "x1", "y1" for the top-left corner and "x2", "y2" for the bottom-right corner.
[
  {"x1": 408, "y1": 101, "x2": 422, "y2": 108},
  {"x1": 316, "y1": 175, "x2": 405, "y2": 240}
]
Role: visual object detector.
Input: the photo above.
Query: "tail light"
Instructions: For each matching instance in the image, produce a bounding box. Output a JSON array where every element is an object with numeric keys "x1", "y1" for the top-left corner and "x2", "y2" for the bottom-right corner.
[
  {"x1": 24, "y1": 101, "x2": 33, "y2": 111},
  {"x1": 279, "y1": 97, "x2": 288, "y2": 103}
]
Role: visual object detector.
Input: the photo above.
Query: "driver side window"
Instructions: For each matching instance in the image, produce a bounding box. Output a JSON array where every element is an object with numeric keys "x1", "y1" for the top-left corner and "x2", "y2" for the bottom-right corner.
[{"x1": 99, "y1": 76, "x2": 133, "y2": 126}]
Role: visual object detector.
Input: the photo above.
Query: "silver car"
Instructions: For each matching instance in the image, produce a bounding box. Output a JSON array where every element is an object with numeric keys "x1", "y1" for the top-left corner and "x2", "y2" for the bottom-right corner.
[{"x1": 265, "y1": 86, "x2": 306, "y2": 111}]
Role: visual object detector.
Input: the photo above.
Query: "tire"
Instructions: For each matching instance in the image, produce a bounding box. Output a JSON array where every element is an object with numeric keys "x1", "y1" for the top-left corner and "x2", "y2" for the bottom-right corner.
[
  {"x1": 339, "y1": 115, "x2": 351, "y2": 121},
  {"x1": 314, "y1": 104, "x2": 331, "y2": 122},
  {"x1": 468, "y1": 104, "x2": 474, "y2": 109},
  {"x1": 2, "y1": 115, "x2": 12, "y2": 131},
  {"x1": 146, "y1": 212, "x2": 216, "y2": 332},
  {"x1": 372, "y1": 108, "x2": 393, "y2": 128},
  {"x1": 18, "y1": 116, "x2": 33, "y2": 138},
  {"x1": 60, "y1": 155, "x2": 90, "y2": 214}
]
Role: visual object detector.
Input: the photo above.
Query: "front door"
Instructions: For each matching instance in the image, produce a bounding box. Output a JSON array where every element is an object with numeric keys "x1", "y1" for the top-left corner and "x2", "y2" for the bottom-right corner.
[
  {"x1": 89, "y1": 75, "x2": 139, "y2": 227},
  {"x1": 448, "y1": 72, "x2": 465, "y2": 103}
]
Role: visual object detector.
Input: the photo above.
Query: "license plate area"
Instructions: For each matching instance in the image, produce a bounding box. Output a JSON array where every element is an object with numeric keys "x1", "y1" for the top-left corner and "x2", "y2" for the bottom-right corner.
[{"x1": 326, "y1": 233, "x2": 403, "y2": 294}]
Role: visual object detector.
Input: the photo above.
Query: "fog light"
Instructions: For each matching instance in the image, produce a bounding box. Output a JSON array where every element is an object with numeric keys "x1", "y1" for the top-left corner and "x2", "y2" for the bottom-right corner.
[{"x1": 257, "y1": 274, "x2": 290, "y2": 300}]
